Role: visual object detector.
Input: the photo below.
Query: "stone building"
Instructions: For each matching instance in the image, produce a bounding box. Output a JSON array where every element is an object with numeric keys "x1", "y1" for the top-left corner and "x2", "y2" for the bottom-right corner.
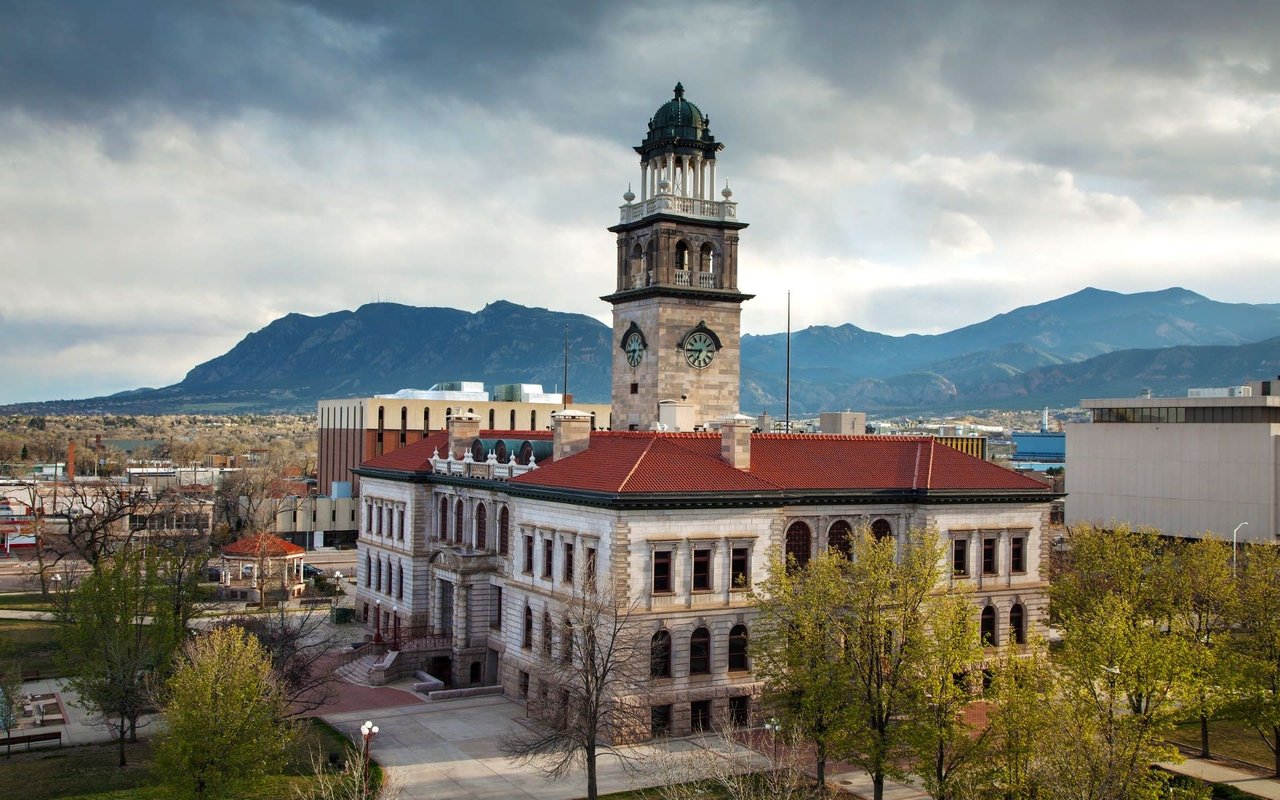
[{"x1": 349, "y1": 84, "x2": 1056, "y2": 737}]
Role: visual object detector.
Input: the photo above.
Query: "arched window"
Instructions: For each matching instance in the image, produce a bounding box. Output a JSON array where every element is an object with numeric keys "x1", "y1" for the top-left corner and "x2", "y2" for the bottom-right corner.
[
  {"x1": 700, "y1": 243, "x2": 715, "y2": 273},
  {"x1": 542, "y1": 611, "x2": 553, "y2": 656},
  {"x1": 499, "y1": 506, "x2": 510, "y2": 556},
  {"x1": 454, "y1": 499, "x2": 464, "y2": 545},
  {"x1": 675, "y1": 240, "x2": 690, "y2": 271},
  {"x1": 438, "y1": 496, "x2": 448, "y2": 541},
  {"x1": 650, "y1": 630, "x2": 672, "y2": 678},
  {"x1": 376, "y1": 406, "x2": 385, "y2": 455},
  {"x1": 523, "y1": 606, "x2": 533, "y2": 648},
  {"x1": 509, "y1": 409, "x2": 517, "y2": 429},
  {"x1": 690, "y1": 627, "x2": 711, "y2": 675},
  {"x1": 374, "y1": 558, "x2": 382, "y2": 593},
  {"x1": 1010, "y1": 603, "x2": 1027, "y2": 645},
  {"x1": 561, "y1": 620, "x2": 574, "y2": 664},
  {"x1": 728, "y1": 625, "x2": 749, "y2": 672},
  {"x1": 828, "y1": 520, "x2": 853, "y2": 559},
  {"x1": 531, "y1": 410, "x2": 538, "y2": 430},
  {"x1": 871, "y1": 518, "x2": 893, "y2": 542},
  {"x1": 446, "y1": 407, "x2": 453, "y2": 418},
  {"x1": 400, "y1": 406, "x2": 407, "y2": 446},
  {"x1": 475, "y1": 503, "x2": 488, "y2": 550},
  {"x1": 423, "y1": 408, "x2": 430, "y2": 432},
  {"x1": 785, "y1": 521, "x2": 812, "y2": 571},
  {"x1": 489, "y1": 409, "x2": 495, "y2": 429},
  {"x1": 981, "y1": 605, "x2": 997, "y2": 647},
  {"x1": 364, "y1": 553, "x2": 371, "y2": 588}
]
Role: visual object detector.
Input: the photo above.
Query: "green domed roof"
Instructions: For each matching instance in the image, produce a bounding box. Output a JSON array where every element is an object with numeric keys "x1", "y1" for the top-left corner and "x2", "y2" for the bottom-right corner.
[
  {"x1": 637, "y1": 82, "x2": 721, "y2": 158},
  {"x1": 651, "y1": 83, "x2": 704, "y2": 136}
]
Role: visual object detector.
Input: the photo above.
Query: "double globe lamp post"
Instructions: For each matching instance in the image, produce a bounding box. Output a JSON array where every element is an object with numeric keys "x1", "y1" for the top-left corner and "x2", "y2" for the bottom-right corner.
[{"x1": 360, "y1": 720, "x2": 379, "y2": 799}]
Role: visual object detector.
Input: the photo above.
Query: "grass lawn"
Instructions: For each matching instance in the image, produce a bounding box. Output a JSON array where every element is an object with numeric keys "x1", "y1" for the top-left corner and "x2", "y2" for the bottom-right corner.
[
  {"x1": 0, "y1": 618, "x2": 65, "y2": 678},
  {"x1": 1170, "y1": 717, "x2": 1277, "y2": 770},
  {"x1": 0, "y1": 718, "x2": 362, "y2": 800},
  {"x1": 0, "y1": 591, "x2": 57, "y2": 612}
]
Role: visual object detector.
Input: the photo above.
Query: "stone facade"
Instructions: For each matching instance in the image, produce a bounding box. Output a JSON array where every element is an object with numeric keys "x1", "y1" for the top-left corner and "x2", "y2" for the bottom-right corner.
[{"x1": 610, "y1": 295, "x2": 744, "y2": 430}]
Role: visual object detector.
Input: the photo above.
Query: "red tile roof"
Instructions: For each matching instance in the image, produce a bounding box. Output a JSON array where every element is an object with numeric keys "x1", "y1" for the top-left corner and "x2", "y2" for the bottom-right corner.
[
  {"x1": 222, "y1": 533, "x2": 306, "y2": 557},
  {"x1": 512, "y1": 432, "x2": 1048, "y2": 495},
  {"x1": 357, "y1": 428, "x2": 1048, "y2": 497}
]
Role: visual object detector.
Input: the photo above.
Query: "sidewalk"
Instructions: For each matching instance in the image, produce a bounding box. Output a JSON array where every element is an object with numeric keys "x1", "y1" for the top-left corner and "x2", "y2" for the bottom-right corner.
[{"x1": 1161, "y1": 758, "x2": 1280, "y2": 800}]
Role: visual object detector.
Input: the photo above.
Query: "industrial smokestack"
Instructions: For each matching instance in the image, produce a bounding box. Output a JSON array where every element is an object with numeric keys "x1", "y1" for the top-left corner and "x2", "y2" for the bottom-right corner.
[{"x1": 66, "y1": 440, "x2": 76, "y2": 480}]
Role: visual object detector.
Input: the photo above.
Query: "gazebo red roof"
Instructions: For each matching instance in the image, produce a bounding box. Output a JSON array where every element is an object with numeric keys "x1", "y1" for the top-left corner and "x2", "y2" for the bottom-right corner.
[{"x1": 221, "y1": 533, "x2": 306, "y2": 557}]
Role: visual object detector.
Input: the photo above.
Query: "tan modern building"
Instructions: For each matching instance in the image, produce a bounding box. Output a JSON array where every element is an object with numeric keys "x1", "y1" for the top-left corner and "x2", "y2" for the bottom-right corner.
[
  {"x1": 1066, "y1": 389, "x2": 1280, "y2": 542},
  {"x1": 317, "y1": 390, "x2": 611, "y2": 494}
]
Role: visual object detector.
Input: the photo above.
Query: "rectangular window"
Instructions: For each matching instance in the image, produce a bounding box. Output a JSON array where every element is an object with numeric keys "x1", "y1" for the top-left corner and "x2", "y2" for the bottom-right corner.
[
  {"x1": 730, "y1": 547, "x2": 750, "y2": 589},
  {"x1": 585, "y1": 547, "x2": 597, "y2": 593},
  {"x1": 982, "y1": 538, "x2": 998, "y2": 576},
  {"x1": 519, "y1": 671, "x2": 529, "y2": 698},
  {"x1": 953, "y1": 539, "x2": 969, "y2": 577},
  {"x1": 543, "y1": 540, "x2": 554, "y2": 579},
  {"x1": 523, "y1": 535, "x2": 534, "y2": 574},
  {"x1": 563, "y1": 542, "x2": 575, "y2": 585},
  {"x1": 630, "y1": 382, "x2": 639, "y2": 395},
  {"x1": 490, "y1": 586, "x2": 503, "y2": 630},
  {"x1": 653, "y1": 550, "x2": 672, "y2": 594},
  {"x1": 729, "y1": 695, "x2": 750, "y2": 728},
  {"x1": 692, "y1": 548, "x2": 712, "y2": 592},
  {"x1": 691, "y1": 700, "x2": 712, "y2": 733},
  {"x1": 650, "y1": 705, "x2": 672, "y2": 737},
  {"x1": 1011, "y1": 536, "x2": 1027, "y2": 574}
]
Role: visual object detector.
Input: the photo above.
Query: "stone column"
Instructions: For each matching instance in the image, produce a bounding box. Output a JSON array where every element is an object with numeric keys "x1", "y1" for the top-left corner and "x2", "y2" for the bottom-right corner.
[{"x1": 641, "y1": 162, "x2": 649, "y2": 202}]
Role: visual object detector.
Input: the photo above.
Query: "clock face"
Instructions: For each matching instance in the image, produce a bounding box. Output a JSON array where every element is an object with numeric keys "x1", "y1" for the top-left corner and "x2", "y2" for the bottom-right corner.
[
  {"x1": 623, "y1": 331, "x2": 645, "y2": 367},
  {"x1": 684, "y1": 331, "x2": 717, "y2": 369}
]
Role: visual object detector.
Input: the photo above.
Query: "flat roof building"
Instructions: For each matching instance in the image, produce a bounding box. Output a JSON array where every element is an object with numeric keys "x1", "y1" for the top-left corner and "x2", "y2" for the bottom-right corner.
[{"x1": 1066, "y1": 390, "x2": 1280, "y2": 542}]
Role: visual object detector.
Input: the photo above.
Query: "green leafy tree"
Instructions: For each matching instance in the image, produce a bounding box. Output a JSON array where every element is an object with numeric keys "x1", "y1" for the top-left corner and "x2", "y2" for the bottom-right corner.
[
  {"x1": 57, "y1": 546, "x2": 180, "y2": 767},
  {"x1": 1232, "y1": 542, "x2": 1280, "y2": 776},
  {"x1": 838, "y1": 528, "x2": 943, "y2": 800},
  {"x1": 155, "y1": 626, "x2": 295, "y2": 798},
  {"x1": 1051, "y1": 523, "x2": 1174, "y2": 628},
  {"x1": 751, "y1": 549, "x2": 856, "y2": 790},
  {"x1": 0, "y1": 642, "x2": 23, "y2": 757},
  {"x1": 976, "y1": 642, "x2": 1058, "y2": 800},
  {"x1": 1167, "y1": 536, "x2": 1238, "y2": 758},
  {"x1": 907, "y1": 591, "x2": 988, "y2": 800}
]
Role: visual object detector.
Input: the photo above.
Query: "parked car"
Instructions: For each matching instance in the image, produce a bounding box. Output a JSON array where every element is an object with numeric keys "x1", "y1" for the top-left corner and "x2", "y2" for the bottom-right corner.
[{"x1": 302, "y1": 563, "x2": 326, "y2": 579}]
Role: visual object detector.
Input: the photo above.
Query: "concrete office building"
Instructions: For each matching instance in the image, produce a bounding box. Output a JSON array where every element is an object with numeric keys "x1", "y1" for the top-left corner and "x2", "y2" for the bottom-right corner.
[{"x1": 1066, "y1": 386, "x2": 1280, "y2": 541}]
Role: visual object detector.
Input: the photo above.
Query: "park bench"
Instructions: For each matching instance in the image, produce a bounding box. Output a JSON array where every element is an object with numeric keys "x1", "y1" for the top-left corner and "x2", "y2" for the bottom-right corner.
[
  {"x1": 20, "y1": 668, "x2": 40, "y2": 681},
  {"x1": 0, "y1": 730, "x2": 62, "y2": 752}
]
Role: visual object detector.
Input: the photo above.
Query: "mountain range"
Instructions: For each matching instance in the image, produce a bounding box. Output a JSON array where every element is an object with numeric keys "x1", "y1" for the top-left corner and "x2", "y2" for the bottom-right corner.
[{"x1": 7, "y1": 288, "x2": 1280, "y2": 416}]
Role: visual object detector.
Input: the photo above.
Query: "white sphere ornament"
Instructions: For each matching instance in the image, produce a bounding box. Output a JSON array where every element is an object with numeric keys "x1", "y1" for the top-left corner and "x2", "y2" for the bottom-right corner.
[{"x1": 721, "y1": 183, "x2": 733, "y2": 199}]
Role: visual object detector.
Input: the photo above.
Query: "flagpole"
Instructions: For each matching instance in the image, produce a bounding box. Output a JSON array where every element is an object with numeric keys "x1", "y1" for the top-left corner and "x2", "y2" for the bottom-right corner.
[{"x1": 785, "y1": 291, "x2": 791, "y2": 433}]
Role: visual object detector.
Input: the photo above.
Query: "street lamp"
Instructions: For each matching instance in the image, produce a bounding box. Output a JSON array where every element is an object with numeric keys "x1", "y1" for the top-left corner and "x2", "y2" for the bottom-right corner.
[
  {"x1": 334, "y1": 571, "x2": 344, "y2": 598},
  {"x1": 360, "y1": 720, "x2": 379, "y2": 800},
  {"x1": 1233, "y1": 522, "x2": 1248, "y2": 578},
  {"x1": 764, "y1": 716, "x2": 781, "y2": 765},
  {"x1": 373, "y1": 599, "x2": 382, "y2": 644}
]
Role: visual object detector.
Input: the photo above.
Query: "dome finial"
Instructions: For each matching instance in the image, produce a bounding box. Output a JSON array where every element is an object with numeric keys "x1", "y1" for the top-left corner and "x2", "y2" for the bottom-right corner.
[{"x1": 673, "y1": 82, "x2": 684, "y2": 99}]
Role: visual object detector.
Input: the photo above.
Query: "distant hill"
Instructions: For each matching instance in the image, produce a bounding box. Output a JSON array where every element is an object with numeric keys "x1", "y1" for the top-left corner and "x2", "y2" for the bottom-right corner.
[{"x1": 7, "y1": 288, "x2": 1280, "y2": 416}]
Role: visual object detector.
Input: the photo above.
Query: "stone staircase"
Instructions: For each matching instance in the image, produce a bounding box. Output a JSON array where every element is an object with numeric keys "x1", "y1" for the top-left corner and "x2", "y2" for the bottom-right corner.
[{"x1": 334, "y1": 651, "x2": 381, "y2": 686}]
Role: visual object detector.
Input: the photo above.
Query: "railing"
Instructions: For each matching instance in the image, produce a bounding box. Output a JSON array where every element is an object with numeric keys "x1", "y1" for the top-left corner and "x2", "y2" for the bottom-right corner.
[
  {"x1": 673, "y1": 270, "x2": 720, "y2": 289},
  {"x1": 430, "y1": 448, "x2": 538, "y2": 481},
  {"x1": 338, "y1": 640, "x2": 380, "y2": 668},
  {"x1": 619, "y1": 194, "x2": 737, "y2": 224}
]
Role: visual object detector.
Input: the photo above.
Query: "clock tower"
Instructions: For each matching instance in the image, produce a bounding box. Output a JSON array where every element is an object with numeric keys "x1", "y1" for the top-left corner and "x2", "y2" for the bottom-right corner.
[{"x1": 604, "y1": 83, "x2": 752, "y2": 431}]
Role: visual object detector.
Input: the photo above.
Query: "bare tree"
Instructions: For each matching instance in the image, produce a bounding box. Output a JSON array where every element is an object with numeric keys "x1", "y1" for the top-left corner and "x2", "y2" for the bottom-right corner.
[
  {"x1": 214, "y1": 603, "x2": 346, "y2": 716},
  {"x1": 641, "y1": 719, "x2": 809, "y2": 800},
  {"x1": 500, "y1": 581, "x2": 650, "y2": 800}
]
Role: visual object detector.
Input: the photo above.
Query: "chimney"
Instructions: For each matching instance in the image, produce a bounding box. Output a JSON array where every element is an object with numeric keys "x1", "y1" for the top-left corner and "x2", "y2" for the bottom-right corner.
[
  {"x1": 446, "y1": 411, "x2": 481, "y2": 459},
  {"x1": 66, "y1": 439, "x2": 76, "y2": 480},
  {"x1": 719, "y1": 414, "x2": 755, "y2": 470},
  {"x1": 553, "y1": 410, "x2": 593, "y2": 461}
]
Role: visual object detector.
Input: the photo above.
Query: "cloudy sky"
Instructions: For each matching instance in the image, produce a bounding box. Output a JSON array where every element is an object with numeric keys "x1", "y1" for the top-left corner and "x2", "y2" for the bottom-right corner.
[{"x1": 2, "y1": 1, "x2": 1278, "y2": 404}]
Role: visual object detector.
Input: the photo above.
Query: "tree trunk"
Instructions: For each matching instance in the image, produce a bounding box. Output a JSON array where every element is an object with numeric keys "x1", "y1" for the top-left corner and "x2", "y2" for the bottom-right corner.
[
  {"x1": 1200, "y1": 712, "x2": 1210, "y2": 759},
  {"x1": 118, "y1": 712, "x2": 127, "y2": 767},
  {"x1": 1274, "y1": 727, "x2": 1279, "y2": 778},
  {"x1": 873, "y1": 772, "x2": 884, "y2": 800},
  {"x1": 816, "y1": 738, "x2": 827, "y2": 794},
  {"x1": 586, "y1": 742, "x2": 598, "y2": 800}
]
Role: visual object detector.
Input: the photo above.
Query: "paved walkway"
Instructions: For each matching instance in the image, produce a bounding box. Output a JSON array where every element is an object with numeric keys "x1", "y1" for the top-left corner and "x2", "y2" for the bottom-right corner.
[
  {"x1": 9, "y1": 676, "x2": 161, "y2": 747},
  {"x1": 1161, "y1": 758, "x2": 1280, "y2": 800}
]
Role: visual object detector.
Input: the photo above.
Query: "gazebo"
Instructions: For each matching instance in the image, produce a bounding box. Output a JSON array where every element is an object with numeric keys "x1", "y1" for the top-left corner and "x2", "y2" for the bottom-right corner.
[{"x1": 218, "y1": 533, "x2": 307, "y2": 603}]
